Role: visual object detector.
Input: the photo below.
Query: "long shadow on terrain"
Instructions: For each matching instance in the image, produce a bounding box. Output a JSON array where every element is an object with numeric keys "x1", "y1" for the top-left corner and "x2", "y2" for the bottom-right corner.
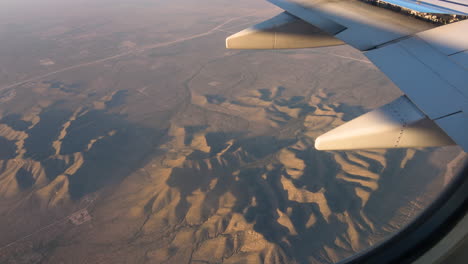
[
  {"x1": 164, "y1": 101, "x2": 443, "y2": 263},
  {"x1": 0, "y1": 137, "x2": 17, "y2": 160},
  {"x1": 11, "y1": 103, "x2": 166, "y2": 199},
  {"x1": 45, "y1": 80, "x2": 84, "y2": 94},
  {"x1": 163, "y1": 97, "x2": 361, "y2": 262},
  {"x1": 167, "y1": 132, "x2": 294, "y2": 222},
  {"x1": 364, "y1": 149, "x2": 439, "y2": 227},
  {"x1": 15, "y1": 168, "x2": 36, "y2": 190},
  {"x1": 60, "y1": 110, "x2": 167, "y2": 199},
  {"x1": 105, "y1": 90, "x2": 128, "y2": 108},
  {"x1": 1, "y1": 114, "x2": 32, "y2": 131},
  {"x1": 23, "y1": 106, "x2": 73, "y2": 161},
  {"x1": 165, "y1": 131, "x2": 353, "y2": 262}
]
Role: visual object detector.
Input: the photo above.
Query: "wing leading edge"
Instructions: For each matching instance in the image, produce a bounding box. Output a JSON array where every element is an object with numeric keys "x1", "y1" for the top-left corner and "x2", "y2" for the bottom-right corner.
[{"x1": 226, "y1": 0, "x2": 468, "y2": 152}]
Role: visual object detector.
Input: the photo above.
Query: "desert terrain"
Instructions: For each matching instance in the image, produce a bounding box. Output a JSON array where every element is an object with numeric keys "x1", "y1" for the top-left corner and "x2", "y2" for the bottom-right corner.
[{"x1": 0, "y1": 0, "x2": 465, "y2": 263}]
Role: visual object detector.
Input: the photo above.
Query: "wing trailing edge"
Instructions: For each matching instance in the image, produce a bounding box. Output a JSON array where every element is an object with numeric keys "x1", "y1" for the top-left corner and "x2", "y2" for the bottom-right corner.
[{"x1": 225, "y1": 0, "x2": 468, "y2": 152}]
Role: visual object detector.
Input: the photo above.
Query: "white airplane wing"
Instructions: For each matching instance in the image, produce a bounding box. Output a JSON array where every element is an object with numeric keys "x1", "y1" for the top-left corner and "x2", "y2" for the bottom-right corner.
[{"x1": 226, "y1": 0, "x2": 468, "y2": 152}]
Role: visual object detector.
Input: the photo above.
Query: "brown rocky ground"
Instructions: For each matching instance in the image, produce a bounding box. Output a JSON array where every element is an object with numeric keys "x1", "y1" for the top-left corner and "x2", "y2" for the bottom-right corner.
[{"x1": 0, "y1": 0, "x2": 465, "y2": 263}]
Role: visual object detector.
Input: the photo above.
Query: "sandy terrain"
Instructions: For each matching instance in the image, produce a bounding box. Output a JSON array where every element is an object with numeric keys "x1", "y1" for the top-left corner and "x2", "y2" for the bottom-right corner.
[{"x1": 0, "y1": 0, "x2": 465, "y2": 263}]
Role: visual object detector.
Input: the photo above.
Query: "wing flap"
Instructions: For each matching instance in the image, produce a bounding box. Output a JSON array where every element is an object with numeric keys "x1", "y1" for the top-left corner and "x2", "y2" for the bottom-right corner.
[
  {"x1": 263, "y1": 0, "x2": 346, "y2": 35},
  {"x1": 363, "y1": 23, "x2": 468, "y2": 151},
  {"x1": 268, "y1": 0, "x2": 434, "y2": 50},
  {"x1": 436, "y1": 112, "x2": 468, "y2": 151},
  {"x1": 398, "y1": 37, "x2": 468, "y2": 99},
  {"x1": 365, "y1": 42, "x2": 467, "y2": 119},
  {"x1": 451, "y1": 50, "x2": 468, "y2": 70},
  {"x1": 417, "y1": 20, "x2": 468, "y2": 55},
  {"x1": 225, "y1": 0, "x2": 468, "y2": 152}
]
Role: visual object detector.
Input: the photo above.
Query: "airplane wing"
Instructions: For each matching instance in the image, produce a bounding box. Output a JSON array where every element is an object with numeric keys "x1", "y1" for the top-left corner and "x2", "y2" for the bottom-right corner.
[{"x1": 226, "y1": 0, "x2": 468, "y2": 152}]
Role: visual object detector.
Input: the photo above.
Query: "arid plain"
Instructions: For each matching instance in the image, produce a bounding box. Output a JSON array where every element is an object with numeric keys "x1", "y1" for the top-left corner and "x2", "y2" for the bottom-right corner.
[{"x1": 0, "y1": 0, "x2": 465, "y2": 263}]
